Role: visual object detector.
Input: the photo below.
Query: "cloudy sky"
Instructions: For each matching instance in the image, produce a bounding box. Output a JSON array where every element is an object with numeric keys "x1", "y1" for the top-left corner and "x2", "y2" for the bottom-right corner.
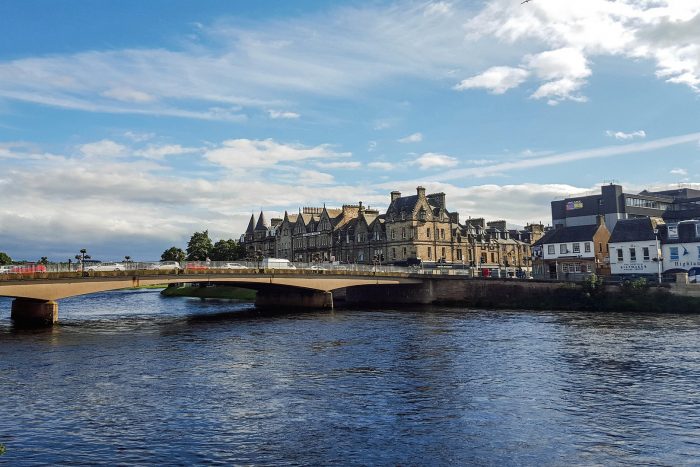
[{"x1": 1, "y1": 0, "x2": 699, "y2": 261}]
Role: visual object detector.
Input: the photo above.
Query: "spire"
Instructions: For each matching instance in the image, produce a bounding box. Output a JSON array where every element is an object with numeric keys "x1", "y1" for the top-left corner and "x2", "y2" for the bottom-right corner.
[
  {"x1": 255, "y1": 211, "x2": 267, "y2": 231},
  {"x1": 245, "y1": 213, "x2": 255, "y2": 234}
]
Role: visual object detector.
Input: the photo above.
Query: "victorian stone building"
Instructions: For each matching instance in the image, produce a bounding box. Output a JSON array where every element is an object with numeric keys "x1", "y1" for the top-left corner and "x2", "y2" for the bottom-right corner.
[{"x1": 241, "y1": 186, "x2": 539, "y2": 273}]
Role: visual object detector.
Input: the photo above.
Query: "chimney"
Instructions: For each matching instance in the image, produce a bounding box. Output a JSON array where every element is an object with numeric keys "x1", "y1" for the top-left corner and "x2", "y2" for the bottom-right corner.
[
  {"x1": 417, "y1": 186, "x2": 426, "y2": 198},
  {"x1": 359, "y1": 201, "x2": 365, "y2": 213},
  {"x1": 391, "y1": 191, "x2": 401, "y2": 202},
  {"x1": 596, "y1": 215, "x2": 605, "y2": 227}
]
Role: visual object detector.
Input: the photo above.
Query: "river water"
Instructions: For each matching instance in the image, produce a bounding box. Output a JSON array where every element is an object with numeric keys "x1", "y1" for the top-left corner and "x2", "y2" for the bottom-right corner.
[{"x1": 1, "y1": 289, "x2": 700, "y2": 465}]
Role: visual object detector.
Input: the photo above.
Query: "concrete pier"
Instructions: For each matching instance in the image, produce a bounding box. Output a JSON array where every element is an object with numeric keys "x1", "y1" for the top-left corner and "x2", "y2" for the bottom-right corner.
[
  {"x1": 11, "y1": 298, "x2": 58, "y2": 327},
  {"x1": 255, "y1": 289, "x2": 333, "y2": 310}
]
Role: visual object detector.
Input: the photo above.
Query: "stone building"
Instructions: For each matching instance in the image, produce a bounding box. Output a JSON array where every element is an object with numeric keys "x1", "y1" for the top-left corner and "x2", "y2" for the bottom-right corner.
[{"x1": 241, "y1": 187, "x2": 537, "y2": 273}]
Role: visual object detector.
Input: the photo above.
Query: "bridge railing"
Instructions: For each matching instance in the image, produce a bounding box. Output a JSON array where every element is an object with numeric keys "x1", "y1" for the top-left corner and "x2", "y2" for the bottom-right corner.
[{"x1": 0, "y1": 260, "x2": 523, "y2": 278}]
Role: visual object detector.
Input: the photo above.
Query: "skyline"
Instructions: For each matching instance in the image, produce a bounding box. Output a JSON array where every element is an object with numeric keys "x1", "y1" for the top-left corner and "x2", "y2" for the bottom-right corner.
[{"x1": 1, "y1": 0, "x2": 699, "y2": 261}]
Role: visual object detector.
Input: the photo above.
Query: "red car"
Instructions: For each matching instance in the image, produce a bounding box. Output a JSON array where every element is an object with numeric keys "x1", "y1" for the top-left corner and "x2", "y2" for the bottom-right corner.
[{"x1": 10, "y1": 264, "x2": 47, "y2": 274}]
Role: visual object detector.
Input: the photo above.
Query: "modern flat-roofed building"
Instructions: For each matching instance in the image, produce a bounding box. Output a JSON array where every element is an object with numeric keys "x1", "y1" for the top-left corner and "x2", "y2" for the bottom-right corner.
[{"x1": 552, "y1": 184, "x2": 700, "y2": 231}]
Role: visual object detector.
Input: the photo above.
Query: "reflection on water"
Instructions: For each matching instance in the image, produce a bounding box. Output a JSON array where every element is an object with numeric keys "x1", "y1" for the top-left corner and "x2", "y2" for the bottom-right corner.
[{"x1": 1, "y1": 290, "x2": 700, "y2": 465}]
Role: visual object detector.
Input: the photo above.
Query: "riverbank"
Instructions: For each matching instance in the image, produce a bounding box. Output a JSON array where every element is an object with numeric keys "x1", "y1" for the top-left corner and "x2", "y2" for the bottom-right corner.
[{"x1": 160, "y1": 285, "x2": 256, "y2": 301}]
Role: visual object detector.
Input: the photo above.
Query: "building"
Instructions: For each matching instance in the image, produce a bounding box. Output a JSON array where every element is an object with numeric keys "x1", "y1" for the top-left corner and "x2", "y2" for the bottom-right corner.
[
  {"x1": 608, "y1": 217, "x2": 664, "y2": 280},
  {"x1": 532, "y1": 217, "x2": 611, "y2": 280},
  {"x1": 660, "y1": 219, "x2": 700, "y2": 283},
  {"x1": 240, "y1": 187, "x2": 537, "y2": 273},
  {"x1": 552, "y1": 183, "x2": 700, "y2": 231}
]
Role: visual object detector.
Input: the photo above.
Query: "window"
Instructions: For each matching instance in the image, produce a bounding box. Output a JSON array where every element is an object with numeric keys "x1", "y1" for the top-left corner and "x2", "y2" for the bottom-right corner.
[
  {"x1": 402, "y1": 227, "x2": 406, "y2": 239},
  {"x1": 392, "y1": 248, "x2": 396, "y2": 259},
  {"x1": 457, "y1": 250, "x2": 463, "y2": 260},
  {"x1": 428, "y1": 247, "x2": 432, "y2": 259},
  {"x1": 573, "y1": 243, "x2": 580, "y2": 253},
  {"x1": 617, "y1": 249, "x2": 624, "y2": 262},
  {"x1": 391, "y1": 229, "x2": 395, "y2": 240},
  {"x1": 562, "y1": 264, "x2": 569, "y2": 273},
  {"x1": 548, "y1": 245, "x2": 555, "y2": 255},
  {"x1": 599, "y1": 243, "x2": 603, "y2": 253},
  {"x1": 584, "y1": 242, "x2": 591, "y2": 253},
  {"x1": 427, "y1": 228, "x2": 431, "y2": 238},
  {"x1": 403, "y1": 247, "x2": 407, "y2": 258},
  {"x1": 560, "y1": 244, "x2": 568, "y2": 254},
  {"x1": 697, "y1": 246, "x2": 700, "y2": 260},
  {"x1": 629, "y1": 248, "x2": 637, "y2": 262},
  {"x1": 643, "y1": 247, "x2": 650, "y2": 261},
  {"x1": 491, "y1": 252, "x2": 496, "y2": 263},
  {"x1": 441, "y1": 229, "x2": 445, "y2": 239},
  {"x1": 697, "y1": 223, "x2": 700, "y2": 238},
  {"x1": 670, "y1": 247, "x2": 679, "y2": 261},
  {"x1": 442, "y1": 247, "x2": 446, "y2": 259}
]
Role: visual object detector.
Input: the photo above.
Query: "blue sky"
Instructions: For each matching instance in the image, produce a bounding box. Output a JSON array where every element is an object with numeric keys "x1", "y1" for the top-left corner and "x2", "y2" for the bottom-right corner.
[{"x1": 1, "y1": 0, "x2": 699, "y2": 261}]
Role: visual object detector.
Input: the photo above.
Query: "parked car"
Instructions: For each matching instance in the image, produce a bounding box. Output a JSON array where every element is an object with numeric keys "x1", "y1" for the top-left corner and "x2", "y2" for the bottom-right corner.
[
  {"x1": 0, "y1": 265, "x2": 12, "y2": 274},
  {"x1": 148, "y1": 261, "x2": 182, "y2": 271},
  {"x1": 222, "y1": 262, "x2": 247, "y2": 270},
  {"x1": 84, "y1": 262, "x2": 125, "y2": 272},
  {"x1": 10, "y1": 264, "x2": 47, "y2": 274},
  {"x1": 309, "y1": 265, "x2": 326, "y2": 271}
]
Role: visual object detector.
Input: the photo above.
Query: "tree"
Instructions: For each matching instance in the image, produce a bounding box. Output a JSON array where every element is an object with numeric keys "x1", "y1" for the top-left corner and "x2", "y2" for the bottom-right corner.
[
  {"x1": 0, "y1": 252, "x2": 11, "y2": 265},
  {"x1": 210, "y1": 239, "x2": 244, "y2": 261},
  {"x1": 161, "y1": 247, "x2": 186, "y2": 262},
  {"x1": 186, "y1": 230, "x2": 213, "y2": 261},
  {"x1": 38, "y1": 256, "x2": 49, "y2": 265}
]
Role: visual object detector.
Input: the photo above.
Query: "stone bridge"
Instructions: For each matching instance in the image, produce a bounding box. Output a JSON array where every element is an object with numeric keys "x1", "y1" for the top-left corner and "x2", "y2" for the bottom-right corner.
[{"x1": 0, "y1": 269, "x2": 422, "y2": 326}]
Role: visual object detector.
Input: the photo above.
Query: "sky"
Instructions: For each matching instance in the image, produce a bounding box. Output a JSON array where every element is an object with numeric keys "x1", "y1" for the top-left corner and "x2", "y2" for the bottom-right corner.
[{"x1": 1, "y1": 0, "x2": 699, "y2": 261}]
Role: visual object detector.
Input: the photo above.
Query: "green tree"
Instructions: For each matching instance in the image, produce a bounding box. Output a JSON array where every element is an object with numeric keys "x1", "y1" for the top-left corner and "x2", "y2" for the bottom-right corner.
[
  {"x1": 186, "y1": 230, "x2": 213, "y2": 261},
  {"x1": 161, "y1": 247, "x2": 186, "y2": 262},
  {"x1": 210, "y1": 239, "x2": 244, "y2": 261},
  {"x1": 0, "y1": 252, "x2": 11, "y2": 265},
  {"x1": 38, "y1": 256, "x2": 49, "y2": 265}
]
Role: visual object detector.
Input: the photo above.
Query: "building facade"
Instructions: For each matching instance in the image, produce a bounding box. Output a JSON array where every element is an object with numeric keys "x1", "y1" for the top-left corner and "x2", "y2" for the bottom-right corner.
[
  {"x1": 241, "y1": 187, "x2": 537, "y2": 273},
  {"x1": 608, "y1": 217, "x2": 664, "y2": 279}
]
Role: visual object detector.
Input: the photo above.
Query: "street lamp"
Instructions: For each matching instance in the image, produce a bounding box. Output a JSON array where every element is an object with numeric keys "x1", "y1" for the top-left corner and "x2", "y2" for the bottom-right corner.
[
  {"x1": 653, "y1": 229, "x2": 662, "y2": 284},
  {"x1": 75, "y1": 248, "x2": 90, "y2": 275},
  {"x1": 124, "y1": 255, "x2": 131, "y2": 270}
]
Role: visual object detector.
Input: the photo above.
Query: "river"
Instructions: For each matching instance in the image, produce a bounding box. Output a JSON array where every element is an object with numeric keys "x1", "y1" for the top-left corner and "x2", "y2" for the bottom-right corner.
[{"x1": 1, "y1": 289, "x2": 700, "y2": 465}]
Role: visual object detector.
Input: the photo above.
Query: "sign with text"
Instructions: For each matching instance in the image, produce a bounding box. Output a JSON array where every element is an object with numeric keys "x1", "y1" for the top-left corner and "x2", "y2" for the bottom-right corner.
[{"x1": 565, "y1": 200, "x2": 583, "y2": 211}]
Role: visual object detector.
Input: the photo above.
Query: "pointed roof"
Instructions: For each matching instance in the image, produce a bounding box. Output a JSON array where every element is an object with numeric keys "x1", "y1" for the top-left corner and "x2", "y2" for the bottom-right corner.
[
  {"x1": 245, "y1": 214, "x2": 255, "y2": 234},
  {"x1": 254, "y1": 211, "x2": 267, "y2": 231}
]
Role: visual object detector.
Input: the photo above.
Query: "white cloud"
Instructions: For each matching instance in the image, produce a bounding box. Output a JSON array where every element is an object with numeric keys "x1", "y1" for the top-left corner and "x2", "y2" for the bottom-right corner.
[
  {"x1": 606, "y1": 130, "x2": 647, "y2": 140},
  {"x1": 410, "y1": 152, "x2": 458, "y2": 170},
  {"x1": 268, "y1": 110, "x2": 300, "y2": 119},
  {"x1": 454, "y1": 66, "x2": 529, "y2": 94},
  {"x1": 368, "y1": 141, "x2": 377, "y2": 152},
  {"x1": 315, "y1": 161, "x2": 361, "y2": 169},
  {"x1": 79, "y1": 139, "x2": 126, "y2": 158},
  {"x1": 423, "y1": 131, "x2": 700, "y2": 181},
  {"x1": 368, "y1": 161, "x2": 395, "y2": 170},
  {"x1": 101, "y1": 87, "x2": 156, "y2": 103},
  {"x1": 526, "y1": 47, "x2": 591, "y2": 103},
  {"x1": 124, "y1": 131, "x2": 155, "y2": 142},
  {"x1": 398, "y1": 132, "x2": 423, "y2": 143},
  {"x1": 204, "y1": 138, "x2": 350, "y2": 171},
  {"x1": 670, "y1": 168, "x2": 688, "y2": 176},
  {"x1": 135, "y1": 144, "x2": 201, "y2": 160}
]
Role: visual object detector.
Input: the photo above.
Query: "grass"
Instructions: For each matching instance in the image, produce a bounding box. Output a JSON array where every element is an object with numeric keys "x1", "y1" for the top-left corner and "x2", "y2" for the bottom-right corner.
[
  {"x1": 160, "y1": 285, "x2": 256, "y2": 301},
  {"x1": 0, "y1": 444, "x2": 6, "y2": 455}
]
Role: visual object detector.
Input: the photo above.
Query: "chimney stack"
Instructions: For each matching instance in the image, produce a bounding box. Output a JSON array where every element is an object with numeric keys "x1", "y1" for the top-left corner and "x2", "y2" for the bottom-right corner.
[
  {"x1": 391, "y1": 191, "x2": 401, "y2": 202},
  {"x1": 417, "y1": 186, "x2": 426, "y2": 198}
]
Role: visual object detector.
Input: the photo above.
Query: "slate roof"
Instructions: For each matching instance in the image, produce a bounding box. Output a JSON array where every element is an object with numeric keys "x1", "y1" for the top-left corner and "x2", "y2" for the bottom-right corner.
[
  {"x1": 245, "y1": 214, "x2": 255, "y2": 234},
  {"x1": 609, "y1": 218, "x2": 657, "y2": 243},
  {"x1": 254, "y1": 211, "x2": 267, "y2": 231},
  {"x1": 534, "y1": 224, "x2": 600, "y2": 246},
  {"x1": 390, "y1": 194, "x2": 420, "y2": 214}
]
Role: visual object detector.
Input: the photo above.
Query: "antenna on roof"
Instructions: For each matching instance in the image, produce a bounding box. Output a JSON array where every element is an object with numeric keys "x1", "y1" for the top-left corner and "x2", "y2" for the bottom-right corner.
[{"x1": 603, "y1": 179, "x2": 619, "y2": 185}]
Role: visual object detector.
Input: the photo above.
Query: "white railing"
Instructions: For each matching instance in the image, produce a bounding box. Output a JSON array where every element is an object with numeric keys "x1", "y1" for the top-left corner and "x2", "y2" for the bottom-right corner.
[{"x1": 0, "y1": 260, "x2": 533, "y2": 279}]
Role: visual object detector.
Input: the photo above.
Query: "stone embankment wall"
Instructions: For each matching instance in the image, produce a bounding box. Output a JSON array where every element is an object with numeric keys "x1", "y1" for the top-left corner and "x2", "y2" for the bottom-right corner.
[{"x1": 344, "y1": 277, "x2": 700, "y2": 312}]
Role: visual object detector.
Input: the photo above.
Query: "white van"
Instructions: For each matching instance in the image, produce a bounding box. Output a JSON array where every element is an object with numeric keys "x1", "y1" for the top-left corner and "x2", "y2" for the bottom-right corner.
[{"x1": 261, "y1": 258, "x2": 296, "y2": 269}]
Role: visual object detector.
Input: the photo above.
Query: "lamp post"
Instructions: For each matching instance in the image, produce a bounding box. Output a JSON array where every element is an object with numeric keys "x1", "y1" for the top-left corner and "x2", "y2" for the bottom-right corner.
[
  {"x1": 654, "y1": 229, "x2": 662, "y2": 284},
  {"x1": 75, "y1": 248, "x2": 90, "y2": 275},
  {"x1": 124, "y1": 255, "x2": 131, "y2": 270}
]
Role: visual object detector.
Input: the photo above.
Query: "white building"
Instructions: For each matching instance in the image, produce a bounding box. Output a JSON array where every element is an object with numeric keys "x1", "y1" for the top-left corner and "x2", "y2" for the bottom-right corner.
[
  {"x1": 608, "y1": 218, "x2": 663, "y2": 279},
  {"x1": 661, "y1": 219, "x2": 700, "y2": 283}
]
